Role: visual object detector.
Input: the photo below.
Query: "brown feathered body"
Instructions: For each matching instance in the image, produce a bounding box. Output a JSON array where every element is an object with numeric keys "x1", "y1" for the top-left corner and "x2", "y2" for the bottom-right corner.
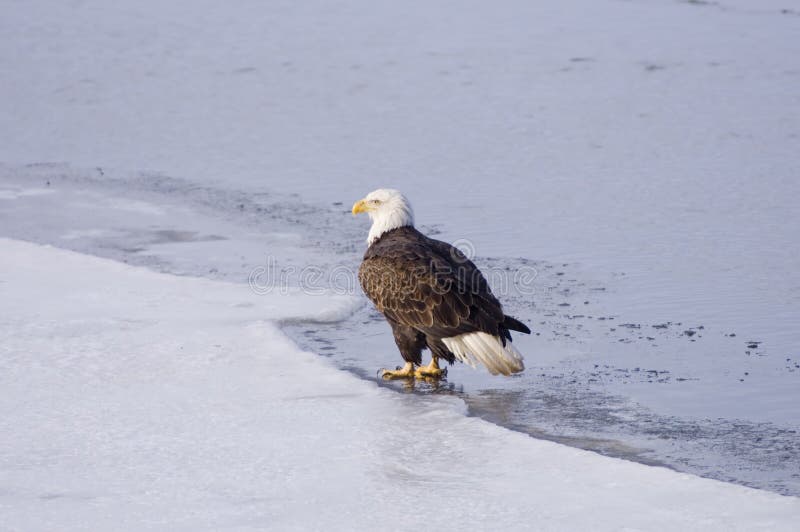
[{"x1": 358, "y1": 226, "x2": 530, "y2": 372}]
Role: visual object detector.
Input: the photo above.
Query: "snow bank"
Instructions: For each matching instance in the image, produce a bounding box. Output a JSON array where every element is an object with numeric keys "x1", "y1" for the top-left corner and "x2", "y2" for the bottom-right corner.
[{"x1": 0, "y1": 238, "x2": 797, "y2": 531}]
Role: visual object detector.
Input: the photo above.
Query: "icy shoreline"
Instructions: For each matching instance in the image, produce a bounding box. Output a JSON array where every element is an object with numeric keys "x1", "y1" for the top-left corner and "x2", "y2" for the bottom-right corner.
[
  {"x1": 2, "y1": 0, "x2": 799, "y2": 515},
  {"x1": 2, "y1": 163, "x2": 798, "y2": 496},
  {"x1": 1, "y1": 238, "x2": 798, "y2": 531}
]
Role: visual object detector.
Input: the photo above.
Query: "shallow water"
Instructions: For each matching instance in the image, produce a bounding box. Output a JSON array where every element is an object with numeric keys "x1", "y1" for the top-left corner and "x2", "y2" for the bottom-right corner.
[{"x1": 2, "y1": 163, "x2": 797, "y2": 495}]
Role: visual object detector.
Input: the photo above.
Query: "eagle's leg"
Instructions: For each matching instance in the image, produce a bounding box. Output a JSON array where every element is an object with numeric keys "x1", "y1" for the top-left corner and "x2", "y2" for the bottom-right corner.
[
  {"x1": 379, "y1": 361, "x2": 416, "y2": 380},
  {"x1": 414, "y1": 356, "x2": 446, "y2": 379}
]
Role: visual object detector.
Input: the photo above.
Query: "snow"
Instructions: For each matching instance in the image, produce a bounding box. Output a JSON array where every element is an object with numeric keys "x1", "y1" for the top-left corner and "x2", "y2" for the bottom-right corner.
[
  {"x1": 1, "y1": 0, "x2": 798, "y2": 505},
  {"x1": 1, "y1": 237, "x2": 798, "y2": 531}
]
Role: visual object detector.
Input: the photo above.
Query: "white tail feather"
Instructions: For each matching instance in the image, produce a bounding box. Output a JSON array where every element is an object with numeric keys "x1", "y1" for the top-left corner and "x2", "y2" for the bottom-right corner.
[{"x1": 441, "y1": 332, "x2": 525, "y2": 376}]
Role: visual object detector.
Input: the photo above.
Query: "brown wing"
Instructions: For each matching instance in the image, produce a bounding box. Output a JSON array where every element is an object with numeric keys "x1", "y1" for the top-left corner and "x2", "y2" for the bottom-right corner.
[{"x1": 358, "y1": 229, "x2": 505, "y2": 339}]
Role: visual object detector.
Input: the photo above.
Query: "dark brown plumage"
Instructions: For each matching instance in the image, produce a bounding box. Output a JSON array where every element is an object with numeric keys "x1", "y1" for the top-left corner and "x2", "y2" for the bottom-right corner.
[{"x1": 359, "y1": 225, "x2": 530, "y2": 370}]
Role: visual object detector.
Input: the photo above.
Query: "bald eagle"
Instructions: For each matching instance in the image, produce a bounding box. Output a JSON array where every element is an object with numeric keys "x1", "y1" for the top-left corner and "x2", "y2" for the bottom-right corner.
[{"x1": 352, "y1": 189, "x2": 530, "y2": 379}]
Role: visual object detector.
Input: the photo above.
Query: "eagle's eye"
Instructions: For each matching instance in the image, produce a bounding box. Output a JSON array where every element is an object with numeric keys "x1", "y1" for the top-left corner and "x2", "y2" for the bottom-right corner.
[{"x1": 370, "y1": 199, "x2": 381, "y2": 205}]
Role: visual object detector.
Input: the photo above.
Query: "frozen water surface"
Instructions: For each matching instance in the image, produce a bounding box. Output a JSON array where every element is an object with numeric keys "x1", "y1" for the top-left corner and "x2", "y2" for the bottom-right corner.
[
  {"x1": 2, "y1": 162, "x2": 797, "y2": 498},
  {"x1": 1, "y1": 0, "x2": 798, "y2": 509},
  {"x1": 2, "y1": 238, "x2": 798, "y2": 530}
]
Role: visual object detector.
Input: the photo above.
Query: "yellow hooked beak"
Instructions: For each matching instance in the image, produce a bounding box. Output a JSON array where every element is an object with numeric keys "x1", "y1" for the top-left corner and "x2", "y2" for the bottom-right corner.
[{"x1": 352, "y1": 199, "x2": 369, "y2": 215}]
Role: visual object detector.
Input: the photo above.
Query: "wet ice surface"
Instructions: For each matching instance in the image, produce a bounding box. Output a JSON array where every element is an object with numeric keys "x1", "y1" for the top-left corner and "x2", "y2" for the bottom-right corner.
[
  {"x1": 287, "y1": 282, "x2": 800, "y2": 496},
  {"x1": 6, "y1": 237, "x2": 799, "y2": 531},
  {"x1": 2, "y1": 0, "x2": 799, "y2": 499},
  {"x1": 2, "y1": 163, "x2": 798, "y2": 496}
]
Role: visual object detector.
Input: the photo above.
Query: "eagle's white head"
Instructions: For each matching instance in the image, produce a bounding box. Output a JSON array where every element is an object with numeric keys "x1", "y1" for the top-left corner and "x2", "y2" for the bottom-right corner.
[{"x1": 352, "y1": 188, "x2": 415, "y2": 245}]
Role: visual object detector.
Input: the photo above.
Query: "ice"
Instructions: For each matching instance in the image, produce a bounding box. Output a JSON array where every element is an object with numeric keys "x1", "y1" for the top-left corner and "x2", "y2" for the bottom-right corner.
[
  {"x1": 1, "y1": 0, "x2": 798, "y2": 504},
  {"x1": 0, "y1": 187, "x2": 55, "y2": 200},
  {"x1": 1, "y1": 238, "x2": 798, "y2": 531}
]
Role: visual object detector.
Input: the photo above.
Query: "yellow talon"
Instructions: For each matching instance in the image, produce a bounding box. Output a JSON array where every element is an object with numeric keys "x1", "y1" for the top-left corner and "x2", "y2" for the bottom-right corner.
[
  {"x1": 414, "y1": 358, "x2": 446, "y2": 379},
  {"x1": 379, "y1": 361, "x2": 416, "y2": 380},
  {"x1": 380, "y1": 359, "x2": 447, "y2": 380}
]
